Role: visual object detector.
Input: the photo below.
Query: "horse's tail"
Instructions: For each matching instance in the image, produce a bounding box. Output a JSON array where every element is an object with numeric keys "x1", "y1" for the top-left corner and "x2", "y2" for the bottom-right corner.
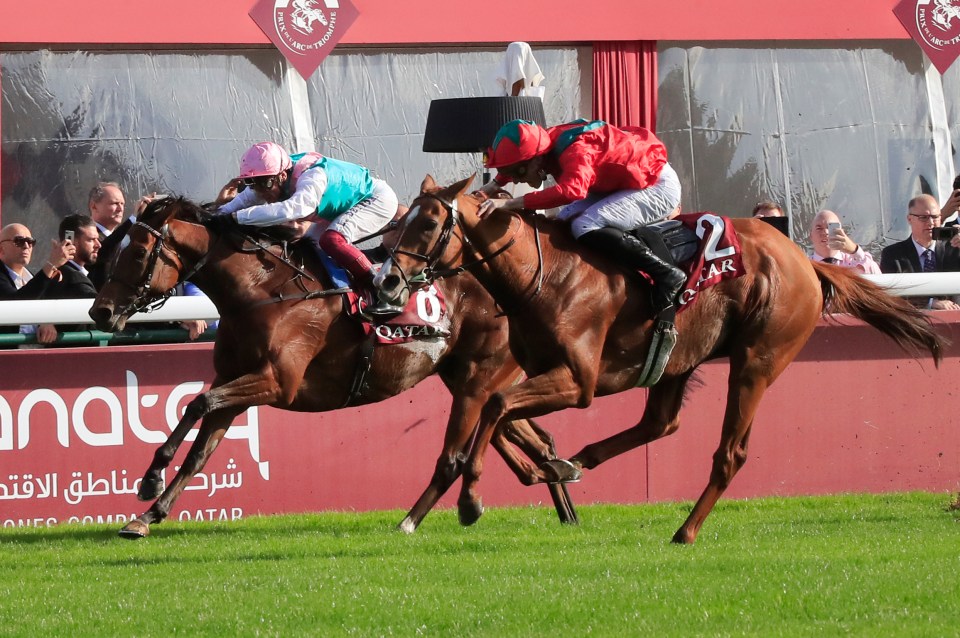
[{"x1": 813, "y1": 261, "x2": 945, "y2": 366}]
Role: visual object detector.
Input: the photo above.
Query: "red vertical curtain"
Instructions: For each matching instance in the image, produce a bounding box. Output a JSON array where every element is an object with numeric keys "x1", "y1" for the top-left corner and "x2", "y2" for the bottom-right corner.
[{"x1": 592, "y1": 41, "x2": 658, "y2": 131}]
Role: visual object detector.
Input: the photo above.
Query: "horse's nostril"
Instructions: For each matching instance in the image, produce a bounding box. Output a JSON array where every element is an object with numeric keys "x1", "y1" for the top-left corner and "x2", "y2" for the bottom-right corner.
[
  {"x1": 382, "y1": 274, "x2": 400, "y2": 291},
  {"x1": 88, "y1": 305, "x2": 115, "y2": 329}
]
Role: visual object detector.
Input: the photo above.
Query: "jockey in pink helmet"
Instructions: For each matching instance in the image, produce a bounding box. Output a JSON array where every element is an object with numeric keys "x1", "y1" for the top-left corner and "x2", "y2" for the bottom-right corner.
[
  {"x1": 477, "y1": 119, "x2": 685, "y2": 314},
  {"x1": 213, "y1": 141, "x2": 401, "y2": 314}
]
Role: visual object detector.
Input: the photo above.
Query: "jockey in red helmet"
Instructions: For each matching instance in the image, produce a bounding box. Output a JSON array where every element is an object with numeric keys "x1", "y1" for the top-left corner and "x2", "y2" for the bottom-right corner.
[
  {"x1": 212, "y1": 141, "x2": 401, "y2": 315},
  {"x1": 478, "y1": 119, "x2": 686, "y2": 314}
]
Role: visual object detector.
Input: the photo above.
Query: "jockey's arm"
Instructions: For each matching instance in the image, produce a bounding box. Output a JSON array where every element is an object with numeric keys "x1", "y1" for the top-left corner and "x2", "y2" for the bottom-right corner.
[
  {"x1": 233, "y1": 169, "x2": 327, "y2": 226},
  {"x1": 216, "y1": 185, "x2": 261, "y2": 215},
  {"x1": 477, "y1": 195, "x2": 525, "y2": 219}
]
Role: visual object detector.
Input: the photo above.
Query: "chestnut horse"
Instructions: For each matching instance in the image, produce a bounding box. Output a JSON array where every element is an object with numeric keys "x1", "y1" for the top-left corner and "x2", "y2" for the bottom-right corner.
[
  {"x1": 88, "y1": 197, "x2": 577, "y2": 538},
  {"x1": 376, "y1": 175, "x2": 944, "y2": 544}
]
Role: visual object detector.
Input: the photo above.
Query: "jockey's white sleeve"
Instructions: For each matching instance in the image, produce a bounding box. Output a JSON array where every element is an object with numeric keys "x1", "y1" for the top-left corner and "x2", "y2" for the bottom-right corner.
[
  {"x1": 232, "y1": 168, "x2": 328, "y2": 226},
  {"x1": 218, "y1": 185, "x2": 261, "y2": 215}
]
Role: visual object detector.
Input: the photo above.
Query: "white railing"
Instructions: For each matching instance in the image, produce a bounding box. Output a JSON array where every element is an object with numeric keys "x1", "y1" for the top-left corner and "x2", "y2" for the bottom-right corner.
[
  {"x1": 0, "y1": 272, "x2": 958, "y2": 326},
  {"x1": 0, "y1": 296, "x2": 219, "y2": 326}
]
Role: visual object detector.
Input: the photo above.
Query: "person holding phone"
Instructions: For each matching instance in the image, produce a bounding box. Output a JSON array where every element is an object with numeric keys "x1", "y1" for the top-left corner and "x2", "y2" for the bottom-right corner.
[
  {"x1": 939, "y1": 174, "x2": 960, "y2": 227},
  {"x1": 28, "y1": 215, "x2": 101, "y2": 344},
  {"x1": 880, "y1": 194, "x2": 960, "y2": 309},
  {"x1": 0, "y1": 222, "x2": 75, "y2": 340},
  {"x1": 809, "y1": 209, "x2": 880, "y2": 273}
]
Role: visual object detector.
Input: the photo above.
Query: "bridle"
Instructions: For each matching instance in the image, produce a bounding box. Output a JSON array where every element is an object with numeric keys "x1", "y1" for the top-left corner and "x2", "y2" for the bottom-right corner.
[
  {"x1": 387, "y1": 192, "x2": 532, "y2": 290},
  {"x1": 108, "y1": 218, "x2": 212, "y2": 318}
]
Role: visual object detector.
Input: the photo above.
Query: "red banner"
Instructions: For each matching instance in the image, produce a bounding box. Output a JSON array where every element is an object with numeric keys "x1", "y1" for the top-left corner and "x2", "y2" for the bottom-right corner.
[{"x1": 2, "y1": 318, "x2": 958, "y2": 529}]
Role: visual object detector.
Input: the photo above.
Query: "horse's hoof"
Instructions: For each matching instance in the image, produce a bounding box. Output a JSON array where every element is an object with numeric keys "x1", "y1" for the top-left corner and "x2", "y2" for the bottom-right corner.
[
  {"x1": 118, "y1": 519, "x2": 150, "y2": 539},
  {"x1": 671, "y1": 528, "x2": 696, "y2": 545},
  {"x1": 137, "y1": 477, "x2": 164, "y2": 502},
  {"x1": 458, "y1": 498, "x2": 484, "y2": 526},
  {"x1": 540, "y1": 459, "x2": 583, "y2": 483},
  {"x1": 397, "y1": 517, "x2": 418, "y2": 534}
]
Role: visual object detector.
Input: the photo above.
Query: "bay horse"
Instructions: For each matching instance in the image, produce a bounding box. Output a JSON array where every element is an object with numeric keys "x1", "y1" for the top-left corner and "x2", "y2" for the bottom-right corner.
[
  {"x1": 88, "y1": 196, "x2": 577, "y2": 538},
  {"x1": 375, "y1": 175, "x2": 945, "y2": 544}
]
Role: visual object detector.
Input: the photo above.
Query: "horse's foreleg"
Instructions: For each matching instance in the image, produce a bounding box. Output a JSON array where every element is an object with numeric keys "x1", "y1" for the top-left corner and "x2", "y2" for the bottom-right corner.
[
  {"x1": 459, "y1": 366, "x2": 590, "y2": 526},
  {"x1": 399, "y1": 390, "x2": 484, "y2": 534},
  {"x1": 121, "y1": 370, "x2": 284, "y2": 539},
  {"x1": 121, "y1": 406, "x2": 244, "y2": 539},
  {"x1": 136, "y1": 395, "x2": 208, "y2": 501},
  {"x1": 136, "y1": 372, "x2": 279, "y2": 501}
]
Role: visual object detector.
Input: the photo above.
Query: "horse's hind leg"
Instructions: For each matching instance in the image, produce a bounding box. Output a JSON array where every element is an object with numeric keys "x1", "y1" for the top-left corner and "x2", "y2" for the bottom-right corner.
[
  {"x1": 671, "y1": 343, "x2": 805, "y2": 544},
  {"x1": 670, "y1": 373, "x2": 765, "y2": 544},
  {"x1": 120, "y1": 406, "x2": 244, "y2": 539},
  {"x1": 494, "y1": 418, "x2": 579, "y2": 525},
  {"x1": 556, "y1": 373, "x2": 692, "y2": 474}
]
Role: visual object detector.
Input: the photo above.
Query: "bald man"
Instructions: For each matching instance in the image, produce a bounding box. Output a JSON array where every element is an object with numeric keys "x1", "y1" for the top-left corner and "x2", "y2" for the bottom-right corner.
[
  {"x1": 880, "y1": 194, "x2": 960, "y2": 309},
  {"x1": 0, "y1": 223, "x2": 74, "y2": 337},
  {"x1": 0, "y1": 223, "x2": 73, "y2": 299},
  {"x1": 808, "y1": 209, "x2": 879, "y2": 274}
]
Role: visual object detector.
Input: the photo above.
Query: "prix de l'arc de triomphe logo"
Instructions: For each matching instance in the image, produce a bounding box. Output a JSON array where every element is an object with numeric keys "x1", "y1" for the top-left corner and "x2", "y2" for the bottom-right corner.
[
  {"x1": 249, "y1": 0, "x2": 359, "y2": 79},
  {"x1": 894, "y1": 0, "x2": 960, "y2": 73}
]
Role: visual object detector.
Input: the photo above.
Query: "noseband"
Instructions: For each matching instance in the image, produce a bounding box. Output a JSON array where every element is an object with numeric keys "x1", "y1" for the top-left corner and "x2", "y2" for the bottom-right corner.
[{"x1": 388, "y1": 193, "x2": 463, "y2": 285}]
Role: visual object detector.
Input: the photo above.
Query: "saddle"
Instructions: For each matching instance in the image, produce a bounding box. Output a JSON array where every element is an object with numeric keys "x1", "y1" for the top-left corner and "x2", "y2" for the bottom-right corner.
[
  {"x1": 629, "y1": 219, "x2": 699, "y2": 269},
  {"x1": 623, "y1": 214, "x2": 746, "y2": 387}
]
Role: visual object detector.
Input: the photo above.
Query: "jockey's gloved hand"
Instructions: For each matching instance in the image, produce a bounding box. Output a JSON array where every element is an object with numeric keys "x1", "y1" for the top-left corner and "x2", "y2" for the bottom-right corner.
[{"x1": 205, "y1": 213, "x2": 238, "y2": 234}]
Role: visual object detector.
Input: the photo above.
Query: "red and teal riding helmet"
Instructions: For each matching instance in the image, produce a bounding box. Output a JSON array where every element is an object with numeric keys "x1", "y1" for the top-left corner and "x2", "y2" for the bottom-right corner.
[{"x1": 485, "y1": 119, "x2": 551, "y2": 168}]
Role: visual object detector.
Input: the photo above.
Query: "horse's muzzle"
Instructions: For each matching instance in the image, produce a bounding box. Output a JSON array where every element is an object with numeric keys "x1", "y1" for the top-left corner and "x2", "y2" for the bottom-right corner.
[
  {"x1": 89, "y1": 302, "x2": 125, "y2": 333},
  {"x1": 373, "y1": 267, "x2": 410, "y2": 309}
]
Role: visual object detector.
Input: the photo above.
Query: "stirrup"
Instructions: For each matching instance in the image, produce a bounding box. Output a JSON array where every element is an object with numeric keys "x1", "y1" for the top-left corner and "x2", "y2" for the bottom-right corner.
[
  {"x1": 358, "y1": 290, "x2": 403, "y2": 320},
  {"x1": 362, "y1": 302, "x2": 404, "y2": 319}
]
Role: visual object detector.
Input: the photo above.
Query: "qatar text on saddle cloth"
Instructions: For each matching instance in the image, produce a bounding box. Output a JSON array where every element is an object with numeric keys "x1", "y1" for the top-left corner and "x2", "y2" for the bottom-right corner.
[{"x1": 674, "y1": 212, "x2": 746, "y2": 312}]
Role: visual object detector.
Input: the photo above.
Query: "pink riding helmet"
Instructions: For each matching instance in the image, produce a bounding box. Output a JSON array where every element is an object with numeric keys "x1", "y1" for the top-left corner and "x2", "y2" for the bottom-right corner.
[{"x1": 238, "y1": 142, "x2": 293, "y2": 179}]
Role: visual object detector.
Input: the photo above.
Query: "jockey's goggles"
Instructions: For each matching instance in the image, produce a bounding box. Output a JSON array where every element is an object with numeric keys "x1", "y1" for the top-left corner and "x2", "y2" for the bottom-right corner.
[{"x1": 241, "y1": 175, "x2": 279, "y2": 189}]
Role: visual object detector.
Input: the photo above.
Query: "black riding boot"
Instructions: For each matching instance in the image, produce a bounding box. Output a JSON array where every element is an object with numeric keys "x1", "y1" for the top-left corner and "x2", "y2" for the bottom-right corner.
[{"x1": 579, "y1": 228, "x2": 686, "y2": 314}]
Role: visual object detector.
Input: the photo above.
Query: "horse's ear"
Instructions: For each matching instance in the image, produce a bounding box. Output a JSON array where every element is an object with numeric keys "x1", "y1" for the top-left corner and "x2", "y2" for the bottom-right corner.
[
  {"x1": 450, "y1": 174, "x2": 476, "y2": 196},
  {"x1": 421, "y1": 174, "x2": 437, "y2": 194}
]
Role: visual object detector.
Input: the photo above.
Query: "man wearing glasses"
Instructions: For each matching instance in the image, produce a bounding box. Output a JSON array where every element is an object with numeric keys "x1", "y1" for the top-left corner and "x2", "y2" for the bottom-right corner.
[
  {"x1": 880, "y1": 194, "x2": 960, "y2": 309},
  {"x1": 0, "y1": 223, "x2": 75, "y2": 337},
  {"x1": 212, "y1": 142, "x2": 399, "y2": 313}
]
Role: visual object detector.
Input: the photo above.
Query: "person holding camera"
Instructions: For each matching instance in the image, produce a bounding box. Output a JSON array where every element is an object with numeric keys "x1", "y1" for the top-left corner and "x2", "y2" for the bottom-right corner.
[
  {"x1": 880, "y1": 194, "x2": 960, "y2": 309},
  {"x1": 809, "y1": 209, "x2": 880, "y2": 273},
  {"x1": 939, "y1": 174, "x2": 960, "y2": 227}
]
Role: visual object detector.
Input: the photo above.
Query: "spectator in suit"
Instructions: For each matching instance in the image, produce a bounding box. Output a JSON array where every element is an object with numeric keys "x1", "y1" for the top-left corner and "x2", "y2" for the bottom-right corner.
[
  {"x1": 87, "y1": 182, "x2": 159, "y2": 289},
  {"x1": 33, "y1": 214, "x2": 101, "y2": 342},
  {"x1": 88, "y1": 182, "x2": 127, "y2": 238},
  {"x1": 0, "y1": 223, "x2": 74, "y2": 339},
  {"x1": 809, "y1": 209, "x2": 880, "y2": 274},
  {"x1": 880, "y1": 194, "x2": 960, "y2": 309}
]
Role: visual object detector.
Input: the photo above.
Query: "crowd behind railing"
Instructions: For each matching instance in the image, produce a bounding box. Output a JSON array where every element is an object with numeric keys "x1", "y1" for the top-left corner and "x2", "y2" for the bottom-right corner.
[
  {"x1": 751, "y1": 173, "x2": 960, "y2": 311},
  {"x1": 4, "y1": 176, "x2": 960, "y2": 350}
]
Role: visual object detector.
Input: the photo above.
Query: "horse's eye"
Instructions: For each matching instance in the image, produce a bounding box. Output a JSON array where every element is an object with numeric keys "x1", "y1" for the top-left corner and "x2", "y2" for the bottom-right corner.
[
  {"x1": 132, "y1": 246, "x2": 148, "y2": 260},
  {"x1": 423, "y1": 218, "x2": 439, "y2": 232}
]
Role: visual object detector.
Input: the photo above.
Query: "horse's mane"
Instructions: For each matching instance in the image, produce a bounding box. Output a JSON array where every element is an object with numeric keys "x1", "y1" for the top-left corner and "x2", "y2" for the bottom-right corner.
[
  {"x1": 139, "y1": 196, "x2": 210, "y2": 226},
  {"x1": 139, "y1": 197, "x2": 301, "y2": 243}
]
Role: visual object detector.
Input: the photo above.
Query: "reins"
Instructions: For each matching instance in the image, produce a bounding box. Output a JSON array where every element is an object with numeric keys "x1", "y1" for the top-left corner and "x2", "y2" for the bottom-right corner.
[
  {"x1": 109, "y1": 207, "x2": 347, "y2": 316},
  {"x1": 388, "y1": 193, "x2": 545, "y2": 311}
]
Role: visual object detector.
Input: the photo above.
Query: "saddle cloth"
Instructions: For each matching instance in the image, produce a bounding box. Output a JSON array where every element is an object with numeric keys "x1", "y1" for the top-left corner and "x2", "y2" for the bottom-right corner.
[
  {"x1": 644, "y1": 213, "x2": 746, "y2": 313},
  {"x1": 346, "y1": 284, "x2": 451, "y2": 344}
]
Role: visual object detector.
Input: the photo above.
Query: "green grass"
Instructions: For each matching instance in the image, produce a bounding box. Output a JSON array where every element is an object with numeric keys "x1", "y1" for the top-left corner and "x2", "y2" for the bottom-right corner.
[{"x1": 0, "y1": 492, "x2": 957, "y2": 637}]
